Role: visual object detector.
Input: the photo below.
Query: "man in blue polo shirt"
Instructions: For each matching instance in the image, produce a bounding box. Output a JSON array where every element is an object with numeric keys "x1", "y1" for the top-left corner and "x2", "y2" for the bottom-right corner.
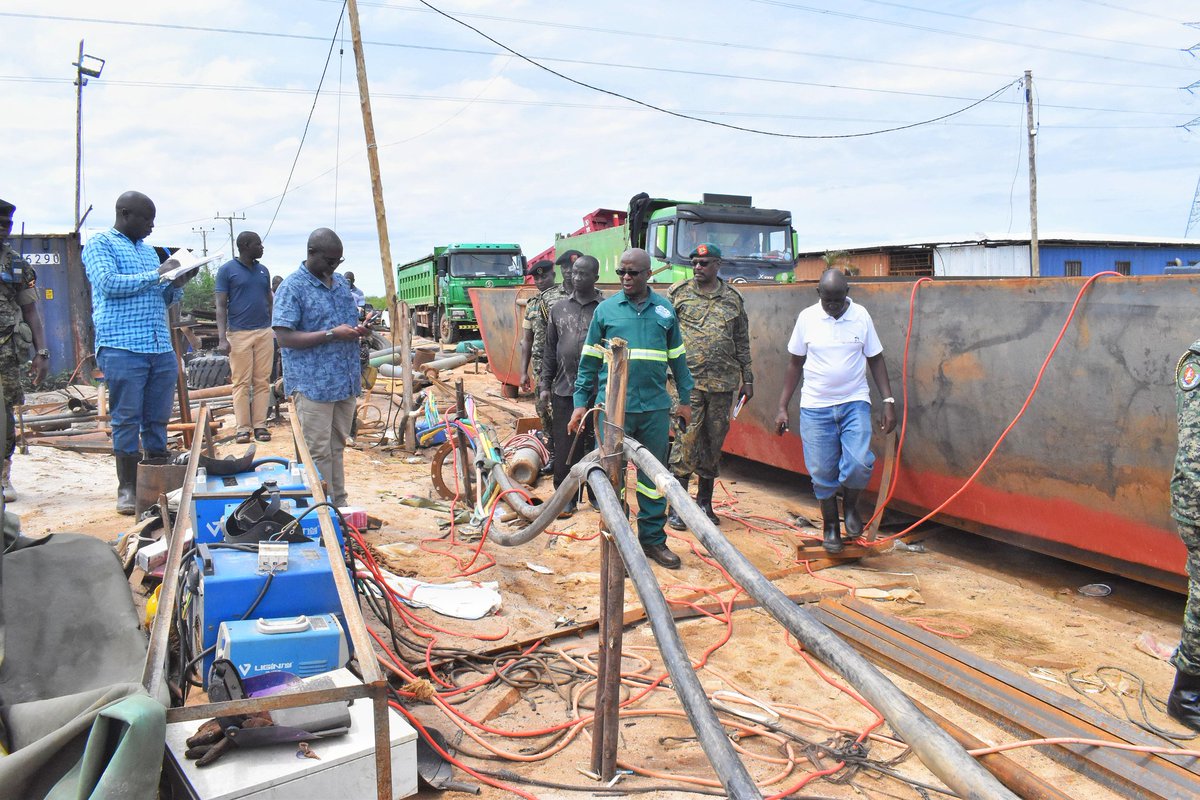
[
  {"x1": 216, "y1": 231, "x2": 273, "y2": 444},
  {"x1": 272, "y1": 228, "x2": 367, "y2": 506},
  {"x1": 83, "y1": 191, "x2": 200, "y2": 514},
  {"x1": 774, "y1": 268, "x2": 896, "y2": 553}
]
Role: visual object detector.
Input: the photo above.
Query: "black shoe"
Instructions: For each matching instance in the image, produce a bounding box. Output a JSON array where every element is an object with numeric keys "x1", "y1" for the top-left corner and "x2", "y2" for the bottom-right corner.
[
  {"x1": 696, "y1": 477, "x2": 720, "y2": 525},
  {"x1": 539, "y1": 461, "x2": 554, "y2": 477},
  {"x1": 842, "y1": 488, "x2": 863, "y2": 538},
  {"x1": 820, "y1": 496, "x2": 843, "y2": 554},
  {"x1": 642, "y1": 542, "x2": 682, "y2": 569},
  {"x1": 1168, "y1": 670, "x2": 1200, "y2": 731},
  {"x1": 115, "y1": 453, "x2": 140, "y2": 516},
  {"x1": 666, "y1": 507, "x2": 687, "y2": 531},
  {"x1": 557, "y1": 501, "x2": 577, "y2": 519}
]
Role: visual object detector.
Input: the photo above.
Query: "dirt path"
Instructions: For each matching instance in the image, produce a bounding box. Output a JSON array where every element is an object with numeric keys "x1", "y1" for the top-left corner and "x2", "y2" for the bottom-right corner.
[{"x1": 15, "y1": 367, "x2": 1192, "y2": 800}]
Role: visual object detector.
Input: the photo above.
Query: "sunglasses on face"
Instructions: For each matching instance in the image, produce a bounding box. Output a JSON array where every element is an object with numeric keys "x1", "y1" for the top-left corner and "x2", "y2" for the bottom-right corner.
[
  {"x1": 691, "y1": 259, "x2": 714, "y2": 267},
  {"x1": 615, "y1": 268, "x2": 646, "y2": 277}
]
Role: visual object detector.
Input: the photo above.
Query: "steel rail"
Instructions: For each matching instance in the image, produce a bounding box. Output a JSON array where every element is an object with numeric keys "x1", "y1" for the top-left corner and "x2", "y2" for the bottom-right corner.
[{"x1": 814, "y1": 598, "x2": 1200, "y2": 800}]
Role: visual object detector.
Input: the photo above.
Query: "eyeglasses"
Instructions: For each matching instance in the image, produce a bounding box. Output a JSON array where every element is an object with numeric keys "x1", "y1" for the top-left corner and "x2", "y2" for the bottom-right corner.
[
  {"x1": 691, "y1": 259, "x2": 714, "y2": 267},
  {"x1": 615, "y1": 268, "x2": 645, "y2": 277},
  {"x1": 325, "y1": 255, "x2": 345, "y2": 267}
]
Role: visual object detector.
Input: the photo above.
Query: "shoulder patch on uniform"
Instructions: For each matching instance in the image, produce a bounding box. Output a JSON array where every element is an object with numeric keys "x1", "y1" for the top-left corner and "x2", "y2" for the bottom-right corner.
[
  {"x1": 1188, "y1": 339, "x2": 1200, "y2": 356},
  {"x1": 667, "y1": 280, "x2": 685, "y2": 296},
  {"x1": 654, "y1": 304, "x2": 673, "y2": 319},
  {"x1": 1179, "y1": 353, "x2": 1200, "y2": 391}
]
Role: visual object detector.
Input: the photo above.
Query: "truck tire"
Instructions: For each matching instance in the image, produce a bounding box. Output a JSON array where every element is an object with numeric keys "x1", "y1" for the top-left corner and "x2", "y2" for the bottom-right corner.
[
  {"x1": 186, "y1": 354, "x2": 231, "y2": 390},
  {"x1": 439, "y1": 313, "x2": 460, "y2": 345}
]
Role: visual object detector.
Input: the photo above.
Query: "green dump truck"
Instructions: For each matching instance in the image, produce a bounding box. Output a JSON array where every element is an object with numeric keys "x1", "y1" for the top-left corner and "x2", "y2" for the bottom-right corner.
[
  {"x1": 396, "y1": 243, "x2": 526, "y2": 343},
  {"x1": 551, "y1": 192, "x2": 797, "y2": 285}
]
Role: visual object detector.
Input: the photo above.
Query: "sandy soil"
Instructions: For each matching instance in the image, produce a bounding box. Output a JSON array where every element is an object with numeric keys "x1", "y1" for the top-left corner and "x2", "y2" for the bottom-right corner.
[{"x1": 14, "y1": 366, "x2": 1193, "y2": 800}]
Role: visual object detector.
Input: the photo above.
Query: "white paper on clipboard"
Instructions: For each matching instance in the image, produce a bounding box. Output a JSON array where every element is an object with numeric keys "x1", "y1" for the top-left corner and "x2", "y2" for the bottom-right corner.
[{"x1": 159, "y1": 250, "x2": 224, "y2": 281}]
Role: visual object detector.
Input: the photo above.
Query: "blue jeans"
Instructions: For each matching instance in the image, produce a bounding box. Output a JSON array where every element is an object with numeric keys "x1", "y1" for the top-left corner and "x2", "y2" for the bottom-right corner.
[
  {"x1": 97, "y1": 347, "x2": 178, "y2": 456},
  {"x1": 799, "y1": 401, "x2": 875, "y2": 499}
]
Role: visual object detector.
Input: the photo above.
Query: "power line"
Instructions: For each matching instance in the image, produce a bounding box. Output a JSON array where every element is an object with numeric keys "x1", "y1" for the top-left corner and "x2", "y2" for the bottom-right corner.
[
  {"x1": 1073, "y1": 0, "x2": 1186, "y2": 23},
  {"x1": 264, "y1": 2, "x2": 347, "y2": 240},
  {"x1": 1, "y1": 11, "x2": 1193, "y2": 93},
  {"x1": 749, "y1": 0, "x2": 1195, "y2": 70}
]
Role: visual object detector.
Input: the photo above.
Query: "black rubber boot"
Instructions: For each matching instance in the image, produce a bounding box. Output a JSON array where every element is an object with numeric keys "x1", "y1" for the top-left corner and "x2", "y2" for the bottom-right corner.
[
  {"x1": 842, "y1": 487, "x2": 863, "y2": 538},
  {"x1": 666, "y1": 475, "x2": 689, "y2": 531},
  {"x1": 642, "y1": 542, "x2": 681, "y2": 569},
  {"x1": 696, "y1": 477, "x2": 720, "y2": 525},
  {"x1": 1168, "y1": 670, "x2": 1200, "y2": 731},
  {"x1": 820, "y1": 496, "x2": 843, "y2": 554},
  {"x1": 115, "y1": 453, "x2": 140, "y2": 516}
]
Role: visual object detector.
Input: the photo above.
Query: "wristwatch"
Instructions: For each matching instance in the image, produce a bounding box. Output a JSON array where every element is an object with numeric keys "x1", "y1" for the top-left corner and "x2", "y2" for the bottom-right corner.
[
  {"x1": 882, "y1": 397, "x2": 896, "y2": 404},
  {"x1": 324, "y1": 329, "x2": 334, "y2": 341},
  {"x1": 35, "y1": 348, "x2": 49, "y2": 358}
]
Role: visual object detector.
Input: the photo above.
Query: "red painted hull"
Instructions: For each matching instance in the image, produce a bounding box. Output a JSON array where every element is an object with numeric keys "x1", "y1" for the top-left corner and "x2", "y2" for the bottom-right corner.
[{"x1": 472, "y1": 277, "x2": 1196, "y2": 591}]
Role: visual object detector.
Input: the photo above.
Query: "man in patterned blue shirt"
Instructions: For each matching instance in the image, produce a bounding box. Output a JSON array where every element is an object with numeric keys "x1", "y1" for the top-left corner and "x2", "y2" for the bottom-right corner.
[
  {"x1": 83, "y1": 191, "x2": 199, "y2": 514},
  {"x1": 272, "y1": 228, "x2": 367, "y2": 506}
]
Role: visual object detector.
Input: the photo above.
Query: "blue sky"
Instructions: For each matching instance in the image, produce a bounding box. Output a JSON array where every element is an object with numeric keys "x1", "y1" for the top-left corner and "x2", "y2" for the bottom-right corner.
[{"x1": 3, "y1": 0, "x2": 1197, "y2": 294}]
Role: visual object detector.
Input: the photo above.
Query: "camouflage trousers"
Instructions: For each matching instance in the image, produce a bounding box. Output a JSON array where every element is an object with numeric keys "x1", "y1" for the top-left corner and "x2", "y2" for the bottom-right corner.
[
  {"x1": 1175, "y1": 522, "x2": 1200, "y2": 676},
  {"x1": 0, "y1": 343, "x2": 23, "y2": 460},
  {"x1": 669, "y1": 389, "x2": 734, "y2": 481},
  {"x1": 532, "y1": 356, "x2": 554, "y2": 454}
]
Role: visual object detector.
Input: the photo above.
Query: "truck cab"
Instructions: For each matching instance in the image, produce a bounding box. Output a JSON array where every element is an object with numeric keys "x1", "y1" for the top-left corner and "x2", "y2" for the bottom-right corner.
[{"x1": 398, "y1": 243, "x2": 526, "y2": 343}]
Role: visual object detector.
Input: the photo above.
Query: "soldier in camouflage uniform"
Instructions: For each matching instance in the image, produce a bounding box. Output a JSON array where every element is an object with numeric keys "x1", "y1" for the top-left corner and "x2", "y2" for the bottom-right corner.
[
  {"x1": 666, "y1": 243, "x2": 752, "y2": 529},
  {"x1": 0, "y1": 200, "x2": 50, "y2": 503},
  {"x1": 1169, "y1": 340, "x2": 1200, "y2": 730},
  {"x1": 520, "y1": 259, "x2": 568, "y2": 462}
]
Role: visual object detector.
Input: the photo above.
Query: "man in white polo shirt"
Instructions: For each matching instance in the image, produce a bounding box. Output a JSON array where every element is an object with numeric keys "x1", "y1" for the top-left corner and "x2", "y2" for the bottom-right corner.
[{"x1": 774, "y1": 268, "x2": 896, "y2": 553}]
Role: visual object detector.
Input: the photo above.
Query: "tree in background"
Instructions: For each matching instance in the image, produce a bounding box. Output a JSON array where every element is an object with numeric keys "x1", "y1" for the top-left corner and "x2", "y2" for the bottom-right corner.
[
  {"x1": 822, "y1": 250, "x2": 859, "y2": 276},
  {"x1": 182, "y1": 266, "x2": 217, "y2": 313}
]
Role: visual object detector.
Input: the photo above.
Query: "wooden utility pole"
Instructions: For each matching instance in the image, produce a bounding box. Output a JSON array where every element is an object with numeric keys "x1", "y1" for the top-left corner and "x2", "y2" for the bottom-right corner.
[
  {"x1": 346, "y1": 0, "x2": 415, "y2": 449},
  {"x1": 1025, "y1": 70, "x2": 1040, "y2": 277},
  {"x1": 592, "y1": 339, "x2": 628, "y2": 780}
]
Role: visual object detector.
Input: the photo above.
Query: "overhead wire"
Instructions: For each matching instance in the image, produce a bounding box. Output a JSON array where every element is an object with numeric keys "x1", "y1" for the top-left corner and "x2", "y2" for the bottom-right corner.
[{"x1": 263, "y1": 0, "x2": 347, "y2": 240}]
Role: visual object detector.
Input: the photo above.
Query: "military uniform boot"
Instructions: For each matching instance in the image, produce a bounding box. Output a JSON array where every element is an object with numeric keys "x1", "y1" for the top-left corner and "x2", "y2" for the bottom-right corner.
[
  {"x1": 1, "y1": 459, "x2": 16, "y2": 503},
  {"x1": 820, "y1": 496, "x2": 843, "y2": 554},
  {"x1": 666, "y1": 475, "x2": 689, "y2": 531},
  {"x1": 1168, "y1": 670, "x2": 1200, "y2": 731},
  {"x1": 696, "y1": 477, "x2": 720, "y2": 525},
  {"x1": 115, "y1": 453, "x2": 140, "y2": 516},
  {"x1": 842, "y1": 488, "x2": 863, "y2": 538}
]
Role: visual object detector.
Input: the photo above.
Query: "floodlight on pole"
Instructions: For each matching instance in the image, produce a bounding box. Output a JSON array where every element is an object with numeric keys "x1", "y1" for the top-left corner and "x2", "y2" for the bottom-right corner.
[{"x1": 74, "y1": 40, "x2": 105, "y2": 232}]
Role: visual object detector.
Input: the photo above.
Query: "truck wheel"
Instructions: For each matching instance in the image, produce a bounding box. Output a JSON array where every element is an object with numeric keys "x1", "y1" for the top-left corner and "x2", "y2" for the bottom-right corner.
[
  {"x1": 187, "y1": 354, "x2": 232, "y2": 389},
  {"x1": 439, "y1": 314, "x2": 460, "y2": 345}
]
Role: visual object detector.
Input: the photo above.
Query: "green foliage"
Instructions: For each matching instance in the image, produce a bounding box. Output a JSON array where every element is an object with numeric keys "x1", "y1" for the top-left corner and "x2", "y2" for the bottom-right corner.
[
  {"x1": 182, "y1": 266, "x2": 218, "y2": 313},
  {"x1": 364, "y1": 295, "x2": 388, "y2": 310}
]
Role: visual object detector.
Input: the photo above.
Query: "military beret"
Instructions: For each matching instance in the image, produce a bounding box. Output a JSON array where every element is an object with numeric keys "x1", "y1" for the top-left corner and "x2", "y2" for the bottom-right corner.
[
  {"x1": 0, "y1": 199, "x2": 15, "y2": 219},
  {"x1": 555, "y1": 249, "x2": 583, "y2": 266},
  {"x1": 526, "y1": 259, "x2": 554, "y2": 276},
  {"x1": 689, "y1": 243, "x2": 722, "y2": 260}
]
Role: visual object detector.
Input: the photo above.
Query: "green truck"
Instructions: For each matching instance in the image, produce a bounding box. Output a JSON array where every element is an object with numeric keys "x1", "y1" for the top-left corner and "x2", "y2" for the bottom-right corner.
[
  {"x1": 549, "y1": 192, "x2": 797, "y2": 285},
  {"x1": 396, "y1": 243, "x2": 527, "y2": 343}
]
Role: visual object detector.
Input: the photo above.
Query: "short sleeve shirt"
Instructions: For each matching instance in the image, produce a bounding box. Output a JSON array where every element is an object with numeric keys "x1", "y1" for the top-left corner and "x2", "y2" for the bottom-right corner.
[
  {"x1": 215, "y1": 257, "x2": 272, "y2": 331},
  {"x1": 787, "y1": 298, "x2": 882, "y2": 408},
  {"x1": 272, "y1": 264, "x2": 361, "y2": 402}
]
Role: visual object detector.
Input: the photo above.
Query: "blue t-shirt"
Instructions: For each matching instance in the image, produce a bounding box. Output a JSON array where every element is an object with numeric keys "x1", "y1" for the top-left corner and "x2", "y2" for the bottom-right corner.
[
  {"x1": 272, "y1": 263, "x2": 361, "y2": 403},
  {"x1": 215, "y1": 257, "x2": 272, "y2": 331}
]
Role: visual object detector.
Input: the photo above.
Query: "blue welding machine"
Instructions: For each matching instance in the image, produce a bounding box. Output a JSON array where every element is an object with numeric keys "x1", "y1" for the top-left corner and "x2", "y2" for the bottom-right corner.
[
  {"x1": 191, "y1": 459, "x2": 342, "y2": 546},
  {"x1": 193, "y1": 540, "x2": 344, "y2": 685},
  {"x1": 215, "y1": 614, "x2": 349, "y2": 681}
]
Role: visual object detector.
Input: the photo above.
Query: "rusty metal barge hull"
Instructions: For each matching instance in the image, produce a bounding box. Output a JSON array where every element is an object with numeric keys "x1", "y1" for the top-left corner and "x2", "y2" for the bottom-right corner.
[{"x1": 471, "y1": 277, "x2": 1195, "y2": 591}]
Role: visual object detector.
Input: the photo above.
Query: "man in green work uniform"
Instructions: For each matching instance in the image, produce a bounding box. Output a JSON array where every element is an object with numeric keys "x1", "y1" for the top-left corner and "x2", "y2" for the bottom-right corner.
[
  {"x1": 0, "y1": 200, "x2": 49, "y2": 503},
  {"x1": 569, "y1": 248, "x2": 693, "y2": 569},
  {"x1": 666, "y1": 243, "x2": 752, "y2": 530},
  {"x1": 521, "y1": 259, "x2": 568, "y2": 464},
  {"x1": 1169, "y1": 340, "x2": 1200, "y2": 730}
]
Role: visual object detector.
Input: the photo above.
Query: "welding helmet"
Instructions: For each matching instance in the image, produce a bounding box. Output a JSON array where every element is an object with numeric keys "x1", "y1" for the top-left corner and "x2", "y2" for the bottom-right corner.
[{"x1": 220, "y1": 480, "x2": 306, "y2": 544}]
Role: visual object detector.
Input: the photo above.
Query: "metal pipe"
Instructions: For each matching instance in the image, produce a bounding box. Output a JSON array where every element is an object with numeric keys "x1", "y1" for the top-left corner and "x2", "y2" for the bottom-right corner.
[
  {"x1": 486, "y1": 454, "x2": 597, "y2": 544},
  {"x1": 584, "y1": 468, "x2": 762, "y2": 798},
  {"x1": 621, "y1": 434, "x2": 1020, "y2": 800}
]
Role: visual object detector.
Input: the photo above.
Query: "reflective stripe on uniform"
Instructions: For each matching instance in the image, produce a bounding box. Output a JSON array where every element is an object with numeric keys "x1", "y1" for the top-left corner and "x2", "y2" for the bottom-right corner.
[
  {"x1": 581, "y1": 343, "x2": 605, "y2": 360},
  {"x1": 667, "y1": 343, "x2": 686, "y2": 359},
  {"x1": 629, "y1": 348, "x2": 667, "y2": 362},
  {"x1": 636, "y1": 480, "x2": 663, "y2": 499}
]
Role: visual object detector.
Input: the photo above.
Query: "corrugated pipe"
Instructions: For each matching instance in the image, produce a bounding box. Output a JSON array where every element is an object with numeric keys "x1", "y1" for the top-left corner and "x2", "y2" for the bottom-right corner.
[{"x1": 620, "y1": 435, "x2": 1019, "y2": 800}]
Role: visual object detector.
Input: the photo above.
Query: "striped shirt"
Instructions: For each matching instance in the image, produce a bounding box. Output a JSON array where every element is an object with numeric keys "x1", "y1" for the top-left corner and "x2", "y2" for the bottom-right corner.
[{"x1": 82, "y1": 228, "x2": 182, "y2": 354}]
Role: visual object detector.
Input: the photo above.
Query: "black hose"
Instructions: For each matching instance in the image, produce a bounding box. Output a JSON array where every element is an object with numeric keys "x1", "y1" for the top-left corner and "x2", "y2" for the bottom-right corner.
[
  {"x1": 584, "y1": 467, "x2": 763, "y2": 800},
  {"x1": 486, "y1": 452, "x2": 599, "y2": 545},
  {"x1": 620, "y1": 435, "x2": 1019, "y2": 800}
]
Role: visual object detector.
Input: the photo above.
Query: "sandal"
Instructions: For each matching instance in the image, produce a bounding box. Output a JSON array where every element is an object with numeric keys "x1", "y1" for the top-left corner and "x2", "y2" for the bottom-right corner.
[
  {"x1": 254, "y1": 428, "x2": 272, "y2": 442},
  {"x1": 235, "y1": 431, "x2": 252, "y2": 444}
]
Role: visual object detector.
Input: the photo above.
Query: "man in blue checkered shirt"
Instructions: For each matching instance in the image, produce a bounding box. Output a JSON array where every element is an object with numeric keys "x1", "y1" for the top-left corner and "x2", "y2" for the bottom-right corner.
[{"x1": 83, "y1": 191, "x2": 200, "y2": 514}]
